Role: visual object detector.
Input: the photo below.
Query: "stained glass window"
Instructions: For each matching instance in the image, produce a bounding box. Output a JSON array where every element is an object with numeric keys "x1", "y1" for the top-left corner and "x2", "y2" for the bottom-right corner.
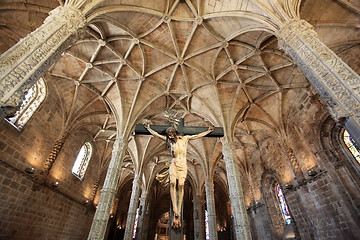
[
  {"x1": 205, "y1": 210, "x2": 210, "y2": 240},
  {"x1": 72, "y1": 142, "x2": 92, "y2": 180},
  {"x1": 133, "y1": 208, "x2": 140, "y2": 238},
  {"x1": 343, "y1": 130, "x2": 360, "y2": 164},
  {"x1": 275, "y1": 184, "x2": 291, "y2": 225},
  {"x1": 6, "y1": 78, "x2": 46, "y2": 129}
]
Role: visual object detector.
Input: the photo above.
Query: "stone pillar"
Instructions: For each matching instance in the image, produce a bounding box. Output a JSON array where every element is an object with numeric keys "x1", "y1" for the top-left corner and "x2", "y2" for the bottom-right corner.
[
  {"x1": 205, "y1": 179, "x2": 218, "y2": 239},
  {"x1": 135, "y1": 190, "x2": 147, "y2": 240},
  {"x1": 277, "y1": 20, "x2": 360, "y2": 143},
  {"x1": 222, "y1": 139, "x2": 251, "y2": 240},
  {"x1": 123, "y1": 176, "x2": 142, "y2": 240},
  {"x1": 0, "y1": 5, "x2": 86, "y2": 110},
  {"x1": 138, "y1": 202, "x2": 151, "y2": 240},
  {"x1": 193, "y1": 195, "x2": 205, "y2": 240},
  {"x1": 88, "y1": 138, "x2": 128, "y2": 240}
]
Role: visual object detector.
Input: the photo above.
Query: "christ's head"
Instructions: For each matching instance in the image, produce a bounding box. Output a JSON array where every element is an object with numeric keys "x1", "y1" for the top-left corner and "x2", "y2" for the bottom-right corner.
[{"x1": 166, "y1": 127, "x2": 177, "y2": 140}]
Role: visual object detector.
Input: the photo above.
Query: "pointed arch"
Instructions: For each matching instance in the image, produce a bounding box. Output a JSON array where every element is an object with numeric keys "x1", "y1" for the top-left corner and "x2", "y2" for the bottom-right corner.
[{"x1": 6, "y1": 78, "x2": 46, "y2": 129}]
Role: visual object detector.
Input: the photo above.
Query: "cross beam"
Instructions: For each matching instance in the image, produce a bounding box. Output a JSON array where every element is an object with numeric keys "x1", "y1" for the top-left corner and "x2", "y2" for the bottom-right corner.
[{"x1": 134, "y1": 119, "x2": 224, "y2": 137}]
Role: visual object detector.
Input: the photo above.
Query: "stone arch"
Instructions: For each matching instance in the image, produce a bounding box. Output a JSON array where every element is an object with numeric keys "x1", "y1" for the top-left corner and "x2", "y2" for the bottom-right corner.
[
  {"x1": 261, "y1": 172, "x2": 290, "y2": 239},
  {"x1": 319, "y1": 116, "x2": 360, "y2": 212}
]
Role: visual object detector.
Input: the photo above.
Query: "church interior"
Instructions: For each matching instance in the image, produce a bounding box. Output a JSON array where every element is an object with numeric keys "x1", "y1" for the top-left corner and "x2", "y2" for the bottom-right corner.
[{"x1": 0, "y1": 0, "x2": 359, "y2": 239}]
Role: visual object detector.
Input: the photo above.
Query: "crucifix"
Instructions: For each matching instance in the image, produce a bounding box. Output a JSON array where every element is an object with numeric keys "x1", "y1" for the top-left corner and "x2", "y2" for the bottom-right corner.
[
  {"x1": 134, "y1": 118, "x2": 224, "y2": 237},
  {"x1": 134, "y1": 118, "x2": 224, "y2": 137}
]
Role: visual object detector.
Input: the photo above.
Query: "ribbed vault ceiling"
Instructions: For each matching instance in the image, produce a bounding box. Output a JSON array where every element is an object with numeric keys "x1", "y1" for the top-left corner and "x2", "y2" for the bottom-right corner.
[
  {"x1": 51, "y1": 0, "x2": 308, "y2": 133},
  {"x1": 46, "y1": 1, "x2": 311, "y2": 191}
]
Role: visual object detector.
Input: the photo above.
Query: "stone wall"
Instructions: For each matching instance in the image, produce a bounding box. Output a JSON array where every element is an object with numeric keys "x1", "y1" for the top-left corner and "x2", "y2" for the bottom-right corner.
[
  {"x1": 245, "y1": 87, "x2": 360, "y2": 240},
  {"x1": 47, "y1": 129, "x2": 102, "y2": 203},
  {"x1": 285, "y1": 172, "x2": 359, "y2": 240},
  {"x1": 0, "y1": 82, "x2": 61, "y2": 174},
  {"x1": 247, "y1": 204, "x2": 273, "y2": 240},
  {"x1": 0, "y1": 77, "x2": 100, "y2": 239},
  {"x1": 0, "y1": 160, "x2": 94, "y2": 240}
]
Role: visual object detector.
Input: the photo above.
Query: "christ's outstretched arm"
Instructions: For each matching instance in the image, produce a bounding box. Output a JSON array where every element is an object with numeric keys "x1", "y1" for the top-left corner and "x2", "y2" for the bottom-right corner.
[
  {"x1": 187, "y1": 126, "x2": 214, "y2": 140},
  {"x1": 144, "y1": 122, "x2": 167, "y2": 141}
]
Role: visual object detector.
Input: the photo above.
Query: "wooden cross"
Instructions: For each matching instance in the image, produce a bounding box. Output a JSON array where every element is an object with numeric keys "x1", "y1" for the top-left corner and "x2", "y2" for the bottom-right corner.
[{"x1": 134, "y1": 118, "x2": 224, "y2": 137}]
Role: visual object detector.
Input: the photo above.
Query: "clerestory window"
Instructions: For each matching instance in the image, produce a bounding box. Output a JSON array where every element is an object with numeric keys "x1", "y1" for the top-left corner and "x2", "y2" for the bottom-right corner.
[
  {"x1": 72, "y1": 142, "x2": 92, "y2": 180},
  {"x1": 6, "y1": 78, "x2": 46, "y2": 130},
  {"x1": 343, "y1": 130, "x2": 360, "y2": 164}
]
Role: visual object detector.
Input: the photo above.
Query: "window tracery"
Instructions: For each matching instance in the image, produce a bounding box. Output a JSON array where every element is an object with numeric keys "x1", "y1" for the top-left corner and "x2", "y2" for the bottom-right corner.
[
  {"x1": 6, "y1": 78, "x2": 46, "y2": 129},
  {"x1": 72, "y1": 142, "x2": 92, "y2": 180}
]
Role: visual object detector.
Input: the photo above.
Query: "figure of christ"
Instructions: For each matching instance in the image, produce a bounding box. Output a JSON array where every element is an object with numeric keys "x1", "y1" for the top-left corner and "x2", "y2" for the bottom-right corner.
[{"x1": 144, "y1": 122, "x2": 214, "y2": 228}]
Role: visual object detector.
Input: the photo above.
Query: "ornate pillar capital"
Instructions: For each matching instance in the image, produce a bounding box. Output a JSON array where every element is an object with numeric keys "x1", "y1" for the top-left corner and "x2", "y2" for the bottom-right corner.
[
  {"x1": 277, "y1": 20, "x2": 317, "y2": 48},
  {"x1": 205, "y1": 178, "x2": 214, "y2": 192},
  {"x1": 45, "y1": 6, "x2": 86, "y2": 31},
  {"x1": 221, "y1": 138, "x2": 236, "y2": 158}
]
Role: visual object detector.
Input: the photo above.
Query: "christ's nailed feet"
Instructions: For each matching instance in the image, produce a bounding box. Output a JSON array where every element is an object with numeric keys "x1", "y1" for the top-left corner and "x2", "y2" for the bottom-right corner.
[{"x1": 172, "y1": 213, "x2": 181, "y2": 228}]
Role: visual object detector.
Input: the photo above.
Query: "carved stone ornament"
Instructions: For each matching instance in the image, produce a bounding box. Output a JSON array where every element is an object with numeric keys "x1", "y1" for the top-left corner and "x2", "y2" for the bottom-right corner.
[
  {"x1": 221, "y1": 140, "x2": 252, "y2": 240},
  {"x1": 205, "y1": 179, "x2": 218, "y2": 239},
  {"x1": 277, "y1": 20, "x2": 360, "y2": 129},
  {"x1": 287, "y1": 147, "x2": 305, "y2": 181},
  {"x1": 87, "y1": 138, "x2": 128, "y2": 240},
  {"x1": 41, "y1": 134, "x2": 68, "y2": 180},
  {"x1": 0, "y1": 6, "x2": 86, "y2": 108},
  {"x1": 123, "y1": 176, "x2": 142, "y2": 239}
]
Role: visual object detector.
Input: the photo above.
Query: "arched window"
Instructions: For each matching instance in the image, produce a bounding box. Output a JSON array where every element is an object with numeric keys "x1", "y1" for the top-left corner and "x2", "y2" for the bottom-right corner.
[
  {"x1": 275, "y1": 183, "x2": 291, "y2": 225},
  {"x1": 343, "y1": 130, "x2": 360, "y2": 164},
  {"x1": 72, "y1": 142, "x2": 92, "y2": 180},
  {"x1": 6, "y1": 78, "x2": 46, "y2": 129}
]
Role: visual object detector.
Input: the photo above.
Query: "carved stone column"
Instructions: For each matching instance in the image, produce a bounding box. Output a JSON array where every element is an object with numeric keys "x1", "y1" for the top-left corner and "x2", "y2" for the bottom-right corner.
[
  {"x1": 138, "y1": 202, "x2": 151, "y2": 240},
  {"x1": 277, "y1": 20, "x2": 360, "y2": 143},
  {"x1": 0, "y1": 5, "x2": 86, "y2": 109},
  {"x1": 88, "y1": 138, "x2": 128, "y2": 240},
  {"x1": 193, "y1": 195, "x2": 205, "y2": 240},
  {"x1": 135, "y1": 190, "x2": 147, "y2": 240},
  {"x1": 124, "y1": 176, "x2": 142, "y2": 240},
  {"x1": 205, "y1": 179, "x2": 218, "y2": 240},
  {"x1": 222, "y1": 140, "x2": 252, "y2": 240}
]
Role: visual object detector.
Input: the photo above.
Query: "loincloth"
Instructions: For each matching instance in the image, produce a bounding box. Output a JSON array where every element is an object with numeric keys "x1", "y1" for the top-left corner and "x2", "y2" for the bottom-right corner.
[
  {"x1": 169, "y1": 158, "x2": 187, "y2": 180},
  {"x1": 156, "y1": 162, "x2": 170, "y2": 185}
]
